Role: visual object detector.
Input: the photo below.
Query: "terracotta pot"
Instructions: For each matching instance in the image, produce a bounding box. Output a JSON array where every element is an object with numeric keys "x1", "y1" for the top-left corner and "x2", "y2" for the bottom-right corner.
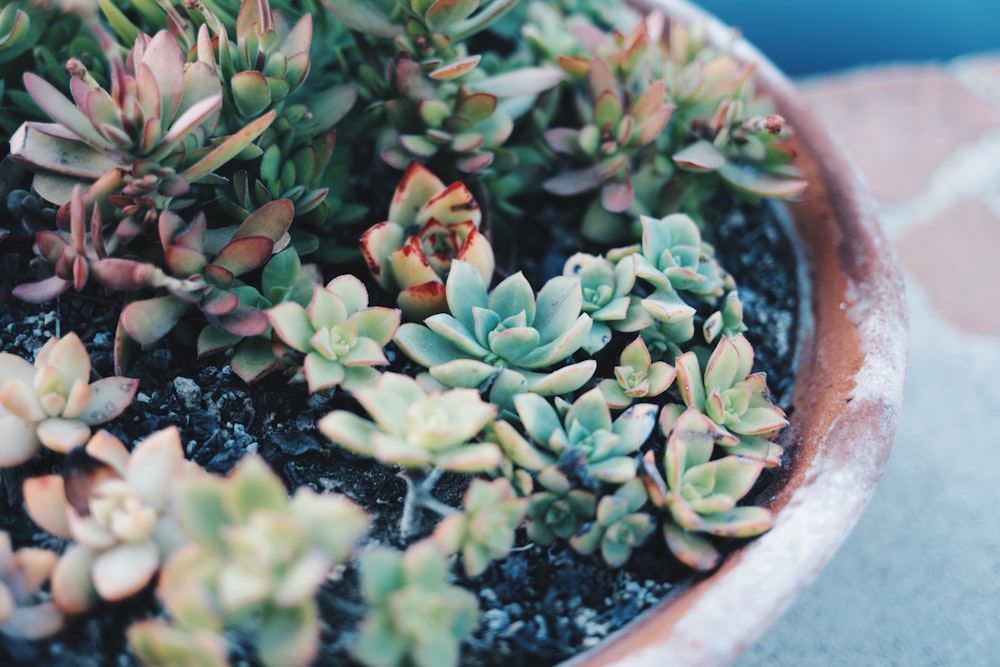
[{"x1": 564, "y1": 1, "x2": 909, "y2": 665}]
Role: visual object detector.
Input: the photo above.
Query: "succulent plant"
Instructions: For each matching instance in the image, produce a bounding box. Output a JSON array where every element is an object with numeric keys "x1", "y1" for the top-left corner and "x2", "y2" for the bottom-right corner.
[
  {"x1": 0, "y1": 332, "x2": 137, "y2": 466},
  {"x1": 0, "y1": 531, "x2": 64, "y2": 639},
  {"x1": 675, "y1": 333, "x2": 787, "y2": 442},
  {"x1": 562, "y1": 251, "x2": 652, "y2": 353},
  {"x1": 525, "y1": 465, "x2": 596, "y2": 546},
  {"x1": 360, "y1": 162, "x2": 494, "y2": 320},
  {"x1": 353, "y1": 539, "x2": 479, "y2": 667},
  {"x1": 10, "y1": 24, "x2": 273, "y2": 207},
  {"x1": 432, "y1": 477, "x2": 527, "y2": 577},
  {"x1": 703, "y1": 289, "x2": 747, "y2": 344},
  {"x1": 319, "y1": 371, "x2": 503, "y2": 472},
  {"x1": 198, "y1": 247, "x2": 322, "y2": 383},
  {"x1": 641, "y1": 407, "x2": 774, "y2": 571},
  {"x1": 598, "y1": 335, "x2": 676, "y2": 409},
  {"x1": 89, "y1": 199, "x2": 294, "y2": 357},
  {"x1": 493, "y1": 387, "x2": 658, "y2": 484},
  {"x1": 569, "y1": 478, "x2": 653, "y2": 568},
  {"x1": 394, "y1": 259, "x2": 596, "y2": 406},
  {"x1": 12, "y1": 184, "x2": 107, "y2": 302},
  {"x1": 131, "y1": 454, "x2": 371, "y2": 667},
  {"x1": 543, "y1": 58, "x2": 673, "y2": 215},
  {"x1": 268, "y1": 273, "x2": 401, "y2": 393},
  {"x1": 194, "y1": 0, "x2": 314, "y2": 126},
  {"x1": 379, "y1": 60, "x2": 516, "y2": 174},
  {"x1": 21, "y1": 427, "x2": 192, "y2": 613}
]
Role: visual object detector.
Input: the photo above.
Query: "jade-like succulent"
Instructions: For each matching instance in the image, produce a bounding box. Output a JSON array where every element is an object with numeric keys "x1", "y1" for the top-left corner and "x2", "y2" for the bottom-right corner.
[
  {"x1": 318, "y1": 372, "x2": 503, "y2": 472},
  {"x1": 268, "y1": 274, "x2": 401, "y2": 393},
  {"x1": 569, "y1": 478, "x2": 653, "y2": 568},
  {"x1": 675, "y1": 333, "x2": 787, "y2": 439},
  {"x1": 21, "y1": 427, "x2": 192, "y2": 613},
  {"x1": 360, "y1": 162, "x2": 494, "y2": 320},
  {"x1": 12, "y1": 184, "x2": 107, "y2": 303},
  {"x1": 353, "y1": 540, "x2": 479, "y2": 667},
  {"x1": 92, "y1": 199, "x2": 294, "y2": 353},
  {"x1": 0, "y1": 531, "x2": 64, "y2": 639},
  {"x1": 525, "y1": 466, "x2": 596, "y2": 546},
  {"x1": 132, "y1": 454, "x2": 370, "y2": 667},
  {"x1": 0, "y1": 332, "x2": 137, "y2": 466},
  {"x1": 544, "y1": 58, "x2": 673, "y2": 213},
  {"x1": 380, "y1": 59, "x2": 516, "y2": 173},
  {"x1": 394, "y1": 260, "x2": 596, "y2": 406},
  {"x1": 432, "y1": 477, "x2": 527, "y2": 577},
  {"x1": 598, "y1": 335, "x2": 677, "y2": 408},
  {"x1": 0, "y1": 4, "x2": 31, "y2": 64},
  {"x1": 641, "y1": 407, "x2": 774, "y2": 571},
  {"x1": 194, "y1": 0, "x2": 313, "y2": 125},
  {"x1": 494, "y1": 387, "x2": 658, "y2": 484},
  {"x1": 10, "y1": 25, "x2": 273, "y2": 207}
]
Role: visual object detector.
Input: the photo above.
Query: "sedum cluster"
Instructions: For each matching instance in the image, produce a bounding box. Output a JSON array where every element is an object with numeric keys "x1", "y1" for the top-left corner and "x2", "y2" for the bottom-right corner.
[{"x1": 0, "y1": 0, "x2": 803, "y2": 665}]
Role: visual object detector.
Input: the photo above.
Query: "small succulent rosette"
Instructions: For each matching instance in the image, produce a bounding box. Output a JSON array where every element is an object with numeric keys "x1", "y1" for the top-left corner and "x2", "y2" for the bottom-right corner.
[
  {"x1": 0, "y1": 332, "x2": 137, "y2": 466},
  {"x1": 360, "y1": 162, "x2": 494, "y2": 320}
]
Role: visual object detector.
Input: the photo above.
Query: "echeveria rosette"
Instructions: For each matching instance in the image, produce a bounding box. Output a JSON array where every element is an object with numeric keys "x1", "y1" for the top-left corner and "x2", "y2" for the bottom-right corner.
[
  {"x1": 641, "y1": 407, "x2": 774, "y2": 571},
  {"x1": 525, "y1": 466, "x2": 596, "y2": 547},
  {"x1": 0, "y1": 531, "x2": 64, "y2": 640},
  {"x1": 393, "y1": 260, "x2": 596, "y2": 407},
  {"x1": 0, "y1": 332, "x2": 138, "y2": 466},
  {"x1": 598, "y1": 335, "x2": 676, "y2": 409},
  {"x1": 562, "y1": 251, "x2": 652, "y2": 353},
  {"x1": 360, "y1": 162, "x2": 494, "y2": 320},
  {"x1": 318, "y1": 372, "x2": 503, "y2": 473},
  {"x1": 432, "y1": 478, "x2": 527, "y2": 577},
  {"x1": 632, "y1": 213, "x2": 726, "y2": 298},
  {"x1": 569, "y1": 479, "x2": 654, "y2": 568},
  {"x1": 675, "y1": 333, "x2": 787, "y2": 465},
  {"x1": 135, "y1": 454, "x2": 371, "y2": 667},
  {"x1": 21, "y1": 427, "x2": 192, "y2": 613},
  {"x1": 268, "y1": 275, "x2": 401, "y2": 393},
  {"x1": 353, "y1": 540, "x2": 479, "y2": 667},
  {"x1": 494, "y1": 387, "x2": 658, "y2": 484}
]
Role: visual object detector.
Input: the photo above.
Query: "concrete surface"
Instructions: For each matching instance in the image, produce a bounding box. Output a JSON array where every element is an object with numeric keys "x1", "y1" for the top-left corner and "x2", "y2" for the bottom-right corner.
[{"x1": 737, "y1": 54, "x2": 1000, "y2": 666}]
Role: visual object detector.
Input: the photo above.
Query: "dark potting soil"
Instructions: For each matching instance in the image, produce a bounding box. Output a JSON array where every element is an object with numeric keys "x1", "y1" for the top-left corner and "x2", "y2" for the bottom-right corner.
[{"x1": 0, "y1": 199, "x2": 800, "y2": 666}]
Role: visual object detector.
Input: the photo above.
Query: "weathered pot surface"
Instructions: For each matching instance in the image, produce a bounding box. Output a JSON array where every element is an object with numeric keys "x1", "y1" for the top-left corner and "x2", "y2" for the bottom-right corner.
[{"x1": 564, "y1": 1, "x2": 908, "y2": 665}]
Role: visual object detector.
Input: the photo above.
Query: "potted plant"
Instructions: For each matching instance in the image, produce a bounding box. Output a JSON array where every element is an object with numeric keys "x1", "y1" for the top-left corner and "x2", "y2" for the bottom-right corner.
[{"x1": 0, "y1": 0, "x2": 906, "y2": 666}]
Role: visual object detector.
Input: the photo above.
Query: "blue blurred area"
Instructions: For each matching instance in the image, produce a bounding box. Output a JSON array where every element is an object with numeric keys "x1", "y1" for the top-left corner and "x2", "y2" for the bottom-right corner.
[{"x1": 694, "y1": 0, "x2": 1000, "y2": 75}]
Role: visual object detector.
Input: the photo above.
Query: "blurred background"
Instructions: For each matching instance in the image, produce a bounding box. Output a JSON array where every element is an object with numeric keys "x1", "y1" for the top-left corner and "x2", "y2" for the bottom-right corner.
[
  {"x1": 697, "y1": 0, "x2": 1000, "y2": 75},
  {"x1": 684, "y1": 2, "x2": 1000, "y2": 665}
]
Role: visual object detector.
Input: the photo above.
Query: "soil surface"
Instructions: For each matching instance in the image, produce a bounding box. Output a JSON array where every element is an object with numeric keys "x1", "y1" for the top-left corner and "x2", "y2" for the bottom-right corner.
[{"x1": 0, "y1": 198, "x2": 799, "y2": 666}]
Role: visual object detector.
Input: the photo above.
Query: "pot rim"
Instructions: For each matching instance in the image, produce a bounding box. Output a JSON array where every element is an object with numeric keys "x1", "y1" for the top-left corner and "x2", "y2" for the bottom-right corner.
[{"x1": 562, "y1": 1, "x2": 908, "y2": 665}]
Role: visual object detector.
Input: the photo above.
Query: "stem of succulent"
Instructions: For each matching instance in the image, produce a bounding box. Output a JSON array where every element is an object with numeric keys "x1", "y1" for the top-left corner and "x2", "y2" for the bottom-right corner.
[{"x1": 398, "y1": 467, "x2": 454, "y2": 538}]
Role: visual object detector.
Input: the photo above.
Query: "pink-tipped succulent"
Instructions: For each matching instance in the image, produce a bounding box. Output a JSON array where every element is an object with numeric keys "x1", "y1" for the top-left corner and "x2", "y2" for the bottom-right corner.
[
  {"x1": 641, "y1": 407, "x2": 774, "y2": 571},
  {"x1": 360, "y1": 162, "x2": 494, "y2": 320},
  {"x1": 0, "y1": 332, "x2": 138, "y2": 466},
  {"x1": 598, "y1": 335, "x2": 676, "y2": 409},
  {"x1": 21, "y1": 426, "x2": 194, "y2": 613},
  {"x1": 0, "y1": 531, "x2": 64, "y2": 640},
  {"x1": 268, "y1": 274, "x2": 401, "y2": 393},
  {"x1": 12, "y1": 184, "x2": 109, "y2": 303},
  {"x1": 9, "y1": 25, "x2": 273, "y2": 207},
  {"x1": 544, "y1": 57, "x2": 673, "y2": 214},
  {"x1": 90, "y1": 199, "x2": 295, "y2": 353}
]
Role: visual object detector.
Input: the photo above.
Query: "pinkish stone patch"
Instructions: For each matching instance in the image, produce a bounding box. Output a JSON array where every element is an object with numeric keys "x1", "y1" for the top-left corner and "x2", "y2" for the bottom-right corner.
[
  {"x1": 896, "y1": 198, "x2": 1000, "y2": 336},
  {"x1": 799, "y1": 65, "x2": 1000, "y2": 202}
]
